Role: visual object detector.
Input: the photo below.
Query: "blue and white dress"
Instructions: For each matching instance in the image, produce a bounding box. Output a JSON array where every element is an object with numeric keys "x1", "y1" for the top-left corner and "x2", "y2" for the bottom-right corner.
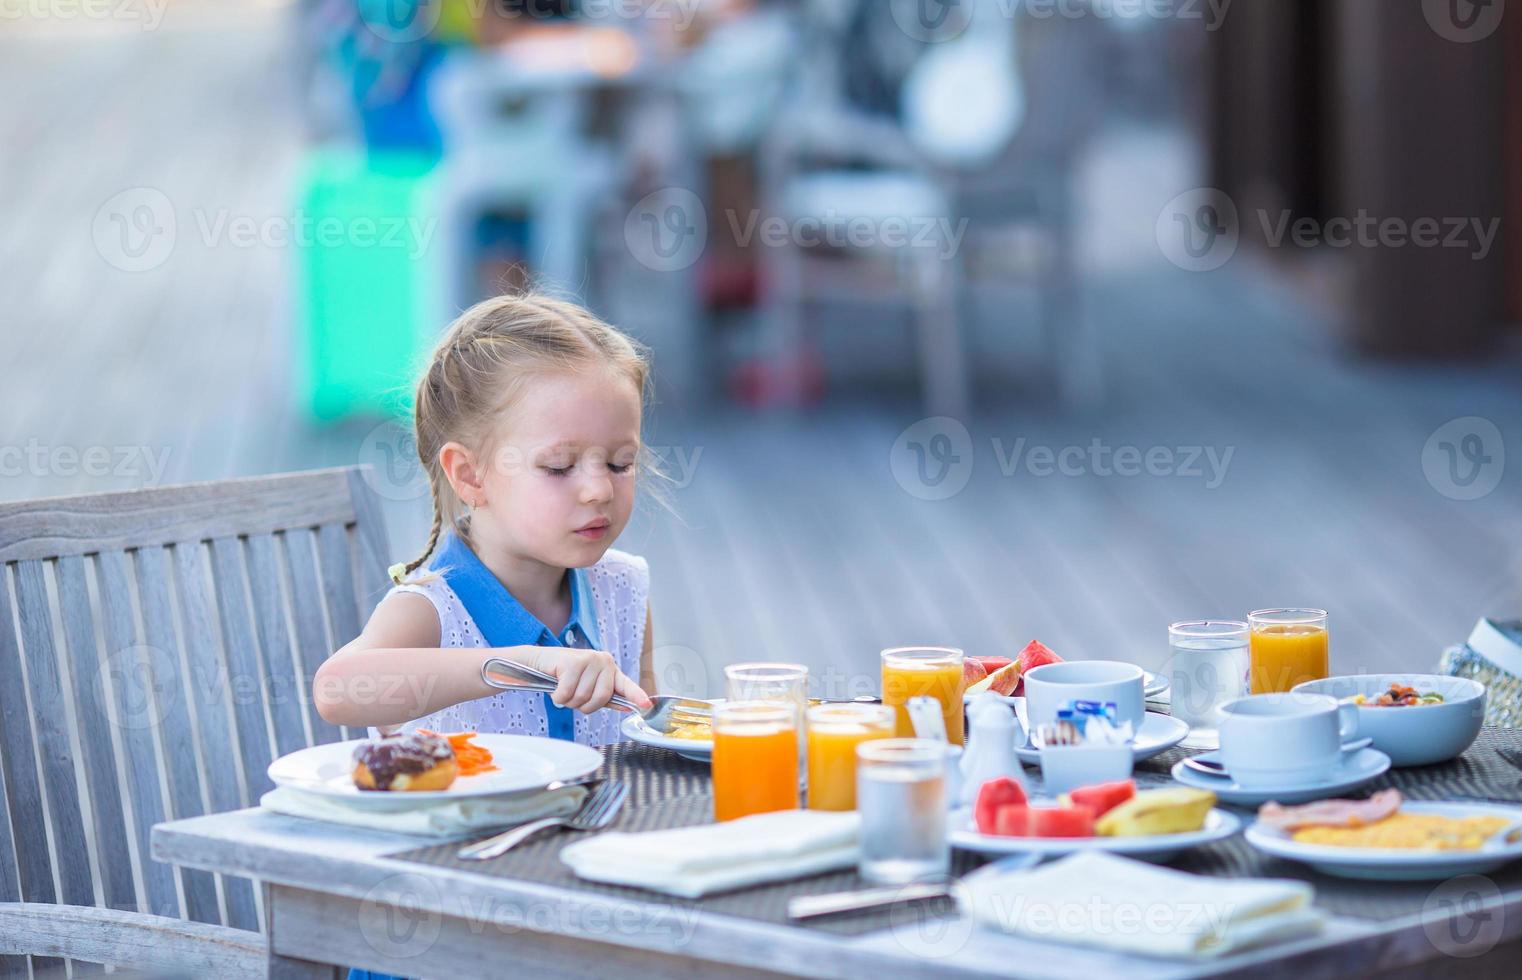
[{"x1": 387, "y1": 532, "x2": 650, "y2": 746}]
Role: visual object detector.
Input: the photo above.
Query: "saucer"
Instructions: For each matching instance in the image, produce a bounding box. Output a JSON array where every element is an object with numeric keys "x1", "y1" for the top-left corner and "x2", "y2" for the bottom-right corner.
[
  {"x1": 1171, "y1": 747, "x2": 1392, "y2": 806},
  {"x1": 1013, "y1": 706, "x2": 1191, "y2": 764}
]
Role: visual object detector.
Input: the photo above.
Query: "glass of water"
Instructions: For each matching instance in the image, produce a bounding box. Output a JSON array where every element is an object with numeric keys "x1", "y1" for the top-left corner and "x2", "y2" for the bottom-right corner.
[
  {"x1": 1166, "y1": 621, "x2": 1249, "y2": 747},
  {"x1": 856, "y1": 739, "x2": 949, "y2": 885}
]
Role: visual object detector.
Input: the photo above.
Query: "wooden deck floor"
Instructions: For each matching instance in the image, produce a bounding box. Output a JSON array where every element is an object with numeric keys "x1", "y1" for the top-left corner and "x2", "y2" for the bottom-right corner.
[{"x1": 3, "y1": 8, "x2": 1519, "y2": 693}]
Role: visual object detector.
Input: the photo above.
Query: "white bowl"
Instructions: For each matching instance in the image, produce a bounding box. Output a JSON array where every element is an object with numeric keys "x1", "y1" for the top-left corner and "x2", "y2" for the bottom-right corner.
[{"x1": 1292, "y1": 674, "x2": 1485, "y2": 767}]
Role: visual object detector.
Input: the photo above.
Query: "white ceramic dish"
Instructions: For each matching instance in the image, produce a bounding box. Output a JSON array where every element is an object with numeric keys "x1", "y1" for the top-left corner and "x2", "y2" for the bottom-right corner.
[
  {"x1": 1008, "y1": 699, "x2": 1190, "y2": 764},
  {"x1": 1291, "y1": 674, "x2": 1485, "y2": 767},
  {"x1": 1171, "y1": 747, "x2": 1391, "y2": 807},
  {"x1": 268, "y1": 734, "x2": 603, "y2": 811},
  {"x1": 949, "y1": 805, "x2": 1241, "y2": 863},
  {"x1": 1244, "y1": 800, "x2": 1522, "y2": 880},
  {"x1": 621, "y1": 713, "x2": 713, "y2": 763}
]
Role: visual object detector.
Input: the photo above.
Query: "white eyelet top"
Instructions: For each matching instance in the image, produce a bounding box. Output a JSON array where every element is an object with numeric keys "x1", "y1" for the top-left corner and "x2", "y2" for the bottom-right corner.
[{"x1": 388, "y1": 549, "x2": 650, "y2": 747}]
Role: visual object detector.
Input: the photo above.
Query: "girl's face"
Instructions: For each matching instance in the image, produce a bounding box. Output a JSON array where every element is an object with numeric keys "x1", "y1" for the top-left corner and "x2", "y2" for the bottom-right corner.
[{"x1": 477, "y1": 369, "x2": 642, "y2": 569}]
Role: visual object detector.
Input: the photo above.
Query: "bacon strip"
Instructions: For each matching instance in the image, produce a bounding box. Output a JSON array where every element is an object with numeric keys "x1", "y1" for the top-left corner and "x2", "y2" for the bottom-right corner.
[{"x1": 1257, "y1": 789, "x2": 1403, "y2": 831}]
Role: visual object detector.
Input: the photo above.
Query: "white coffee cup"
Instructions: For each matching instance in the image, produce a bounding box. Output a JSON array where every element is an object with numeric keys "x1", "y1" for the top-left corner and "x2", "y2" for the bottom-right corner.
[
  {"x1": 1217, "y1": 693, "x2": 1361, "y2": 788},
  {"x1": 1023, "y1": 661, "x2": 1146, "y2": 734}
]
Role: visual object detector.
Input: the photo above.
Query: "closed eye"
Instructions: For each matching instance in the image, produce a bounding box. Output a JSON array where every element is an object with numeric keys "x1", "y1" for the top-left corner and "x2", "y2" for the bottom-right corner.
[{"x1": 609, "y1": 462, "x2": 634, "y2": 474}]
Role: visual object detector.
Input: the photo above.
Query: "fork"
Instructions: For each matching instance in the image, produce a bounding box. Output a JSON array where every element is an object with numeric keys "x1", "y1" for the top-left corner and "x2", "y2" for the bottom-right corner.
[
  {"x1": 480, "y1": 657, "x2": 712, "y2": 733},
  {"x1": 457, "y1": 779, "x2": 628, "y2": 860}
]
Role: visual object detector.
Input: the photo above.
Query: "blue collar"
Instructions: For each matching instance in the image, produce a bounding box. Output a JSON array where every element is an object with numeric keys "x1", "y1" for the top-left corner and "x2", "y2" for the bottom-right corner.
[
  {"x1": 431, "y1": 530, "x2": 600, "y2": 651},
  {"x1": 430, "y1": 531, "x2": 597, "y2": 741}
]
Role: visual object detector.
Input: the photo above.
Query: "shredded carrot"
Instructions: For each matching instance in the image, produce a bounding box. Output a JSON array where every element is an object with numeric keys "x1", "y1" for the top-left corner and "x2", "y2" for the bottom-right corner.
[{"x1": 418, "y1": 729, "x2": 499, "y2": 776}]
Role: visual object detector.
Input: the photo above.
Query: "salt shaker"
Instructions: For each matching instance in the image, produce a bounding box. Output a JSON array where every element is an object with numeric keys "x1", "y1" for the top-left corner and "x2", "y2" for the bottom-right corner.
[{"x1": 957, "y1": 693, "x2": 1028, "y2": 808}]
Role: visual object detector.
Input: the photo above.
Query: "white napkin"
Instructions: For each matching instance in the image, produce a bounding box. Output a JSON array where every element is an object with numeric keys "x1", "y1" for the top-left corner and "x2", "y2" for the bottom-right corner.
[
  {"x1": 960, "y1": 851, "x2": 1324, "y2": 959},
  {"x1": 260, "y1": 784, "x2": 587, "y2": 838},
  {"x1": 560, "y1": 809, "x2": 859, "y2": 898}
]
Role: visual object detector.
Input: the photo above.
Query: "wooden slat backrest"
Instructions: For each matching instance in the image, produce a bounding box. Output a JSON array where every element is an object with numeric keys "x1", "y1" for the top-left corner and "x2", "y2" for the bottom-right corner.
[{"x1": 0, "y1": 466, "x2": 392, "y2": 960}]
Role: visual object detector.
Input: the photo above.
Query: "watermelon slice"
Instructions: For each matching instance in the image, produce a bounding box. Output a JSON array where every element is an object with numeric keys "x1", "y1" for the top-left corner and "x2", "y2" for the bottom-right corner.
[
  {"x1": 970, "y1": 656, "x2": 1012, "y2": 674},
  {"x1": 1012, "y1": 640, "x2": 1063, "y2": 696},
  {"x1": 973, "y1": 777, "x2": 1028, "y2": 834},
  {"x1": 993, "y1": 804, "x2": 1030, "y2": 837},
  {"x1": 1028, "y1": 805, "x2": 1096, "y2": 838},
  {"x1": 1068, "y1": 780, "x2": 1136, "y2": 820}
]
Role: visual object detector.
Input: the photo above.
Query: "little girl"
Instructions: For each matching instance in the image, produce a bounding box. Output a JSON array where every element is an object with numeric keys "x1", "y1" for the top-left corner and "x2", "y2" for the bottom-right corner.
[{"x1": 314, "y1": 293, "x2": 656, "y2": 743}]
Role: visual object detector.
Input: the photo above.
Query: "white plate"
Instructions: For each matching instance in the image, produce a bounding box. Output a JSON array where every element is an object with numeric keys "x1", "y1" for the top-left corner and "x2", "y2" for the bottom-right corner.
[
  {"x1": 1009, "y1": 703, "x2": 1190, "y2": 764},
  {"x1": 1245, "y1": 801, "x2": 1522, "y2": 880},
  {"x1": 267, "y1": 734, "x2": 602, "y2": 811},
  {"x1": 621, "y1": 713, "x2": 712, "y2": 763},
  {"x1": 1171, "y1": 747, "x2": 1391, "y2": 807},
  {"x1": 949, "y1": 805, "x2": 1241, "y2": 863}
]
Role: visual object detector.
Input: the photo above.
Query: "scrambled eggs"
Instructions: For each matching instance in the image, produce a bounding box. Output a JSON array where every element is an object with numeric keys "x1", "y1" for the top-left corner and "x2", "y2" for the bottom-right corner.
[{"x1": 1293, "y1": 813, "x2": 1513, "y2": 850}]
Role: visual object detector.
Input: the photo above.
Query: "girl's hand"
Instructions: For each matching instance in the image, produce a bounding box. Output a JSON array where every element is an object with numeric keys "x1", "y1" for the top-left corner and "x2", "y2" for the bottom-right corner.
[{"x1": 520, "y1": 646, "x2": 652, "y2": 714}]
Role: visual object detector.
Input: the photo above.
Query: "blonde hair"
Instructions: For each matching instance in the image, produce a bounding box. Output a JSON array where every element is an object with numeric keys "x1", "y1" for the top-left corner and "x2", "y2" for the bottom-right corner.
[{"x1": 390, "y1": 293, "x2": 651, "y2": 583}]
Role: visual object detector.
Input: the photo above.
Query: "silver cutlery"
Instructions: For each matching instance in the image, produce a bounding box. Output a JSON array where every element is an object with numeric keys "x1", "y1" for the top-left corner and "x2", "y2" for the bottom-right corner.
[
  {"x1": 788, "y1": 882, "x2": 952, "y2": 921},
  {"x1": 457, "y1": 778, "x2": 628, "y2": 860},
  {"x1": 787, "y1": 854, "x2": 1039, "y2": 921},
  {"x1": 481, "y1": 657, "x2": 712, "y2": 733}
]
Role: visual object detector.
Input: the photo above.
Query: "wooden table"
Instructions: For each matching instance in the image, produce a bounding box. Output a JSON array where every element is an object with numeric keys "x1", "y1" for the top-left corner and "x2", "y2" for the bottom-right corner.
[{"x1": 151, "y1": 803, "x2": 1522, "y2": 978}]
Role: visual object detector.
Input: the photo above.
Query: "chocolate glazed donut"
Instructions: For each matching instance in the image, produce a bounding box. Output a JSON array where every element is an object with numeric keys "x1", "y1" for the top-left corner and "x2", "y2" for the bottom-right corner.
[{"x1": 352, "y1": 731, "x2": 459, "y2": 791}]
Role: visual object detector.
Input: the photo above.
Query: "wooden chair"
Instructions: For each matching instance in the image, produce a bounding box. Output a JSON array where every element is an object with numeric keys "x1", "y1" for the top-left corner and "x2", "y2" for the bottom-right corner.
[{"x1": 0, "y1": 467, "x2": 391, "y2": 978}]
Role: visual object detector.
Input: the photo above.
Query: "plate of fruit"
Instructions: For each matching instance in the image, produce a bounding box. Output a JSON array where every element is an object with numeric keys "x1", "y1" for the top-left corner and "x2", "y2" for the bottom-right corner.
[
  {"x1": 949, "y1": 777, "x2": 1240, "y2": 862},
  {"x1": 963, "y1": 641, "x2": 1168, "y2": 701}
]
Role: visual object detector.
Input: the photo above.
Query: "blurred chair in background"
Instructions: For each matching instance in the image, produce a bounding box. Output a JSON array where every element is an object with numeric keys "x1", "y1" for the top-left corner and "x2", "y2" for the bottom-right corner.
[{"x1": 758, "y1": 0, "x2": 1105, "y2": 413}]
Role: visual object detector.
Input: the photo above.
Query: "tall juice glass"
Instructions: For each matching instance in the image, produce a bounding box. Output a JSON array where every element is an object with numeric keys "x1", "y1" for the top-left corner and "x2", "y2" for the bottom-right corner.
[
  {"x1": 712, "y1": 701, "x2": 800, "y2": 821},
  {"x1": 806, "y1": 703, "x2": 896, "y2": 811},
  {"x1": 881, "y1": 647, "x2": 966, "y2": 744},
  {"x1": 1248, "y1": 609, "x2": 1329, "y2": 694}
]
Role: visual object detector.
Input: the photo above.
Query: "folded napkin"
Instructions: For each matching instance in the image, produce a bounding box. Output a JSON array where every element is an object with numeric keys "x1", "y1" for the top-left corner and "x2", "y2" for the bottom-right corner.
[
  {"x1": 560, "y1": 809, "x2": 859, "y2": 898},
  {"x1": 960, "y1": 851, "x2": 1324, "y2": 959},
  {"x1": 260, "y1": 784, "x2": 587, "y2": 838}
]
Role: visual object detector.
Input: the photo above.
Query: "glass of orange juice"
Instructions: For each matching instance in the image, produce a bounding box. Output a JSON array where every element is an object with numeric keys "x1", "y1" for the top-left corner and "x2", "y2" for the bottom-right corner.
[
  {"x1": 881, "y1": 647, "x2": 966, "y2": 744},
  {"x1": 805, "y1": 703, "x2": 896, "y2": 811},
  {"x1": 1248, "y1": 608, "x2": 1329, "y2": 694},
  {"x1": 712, "y1": 701, "x2": 800, "y2": 821}
]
